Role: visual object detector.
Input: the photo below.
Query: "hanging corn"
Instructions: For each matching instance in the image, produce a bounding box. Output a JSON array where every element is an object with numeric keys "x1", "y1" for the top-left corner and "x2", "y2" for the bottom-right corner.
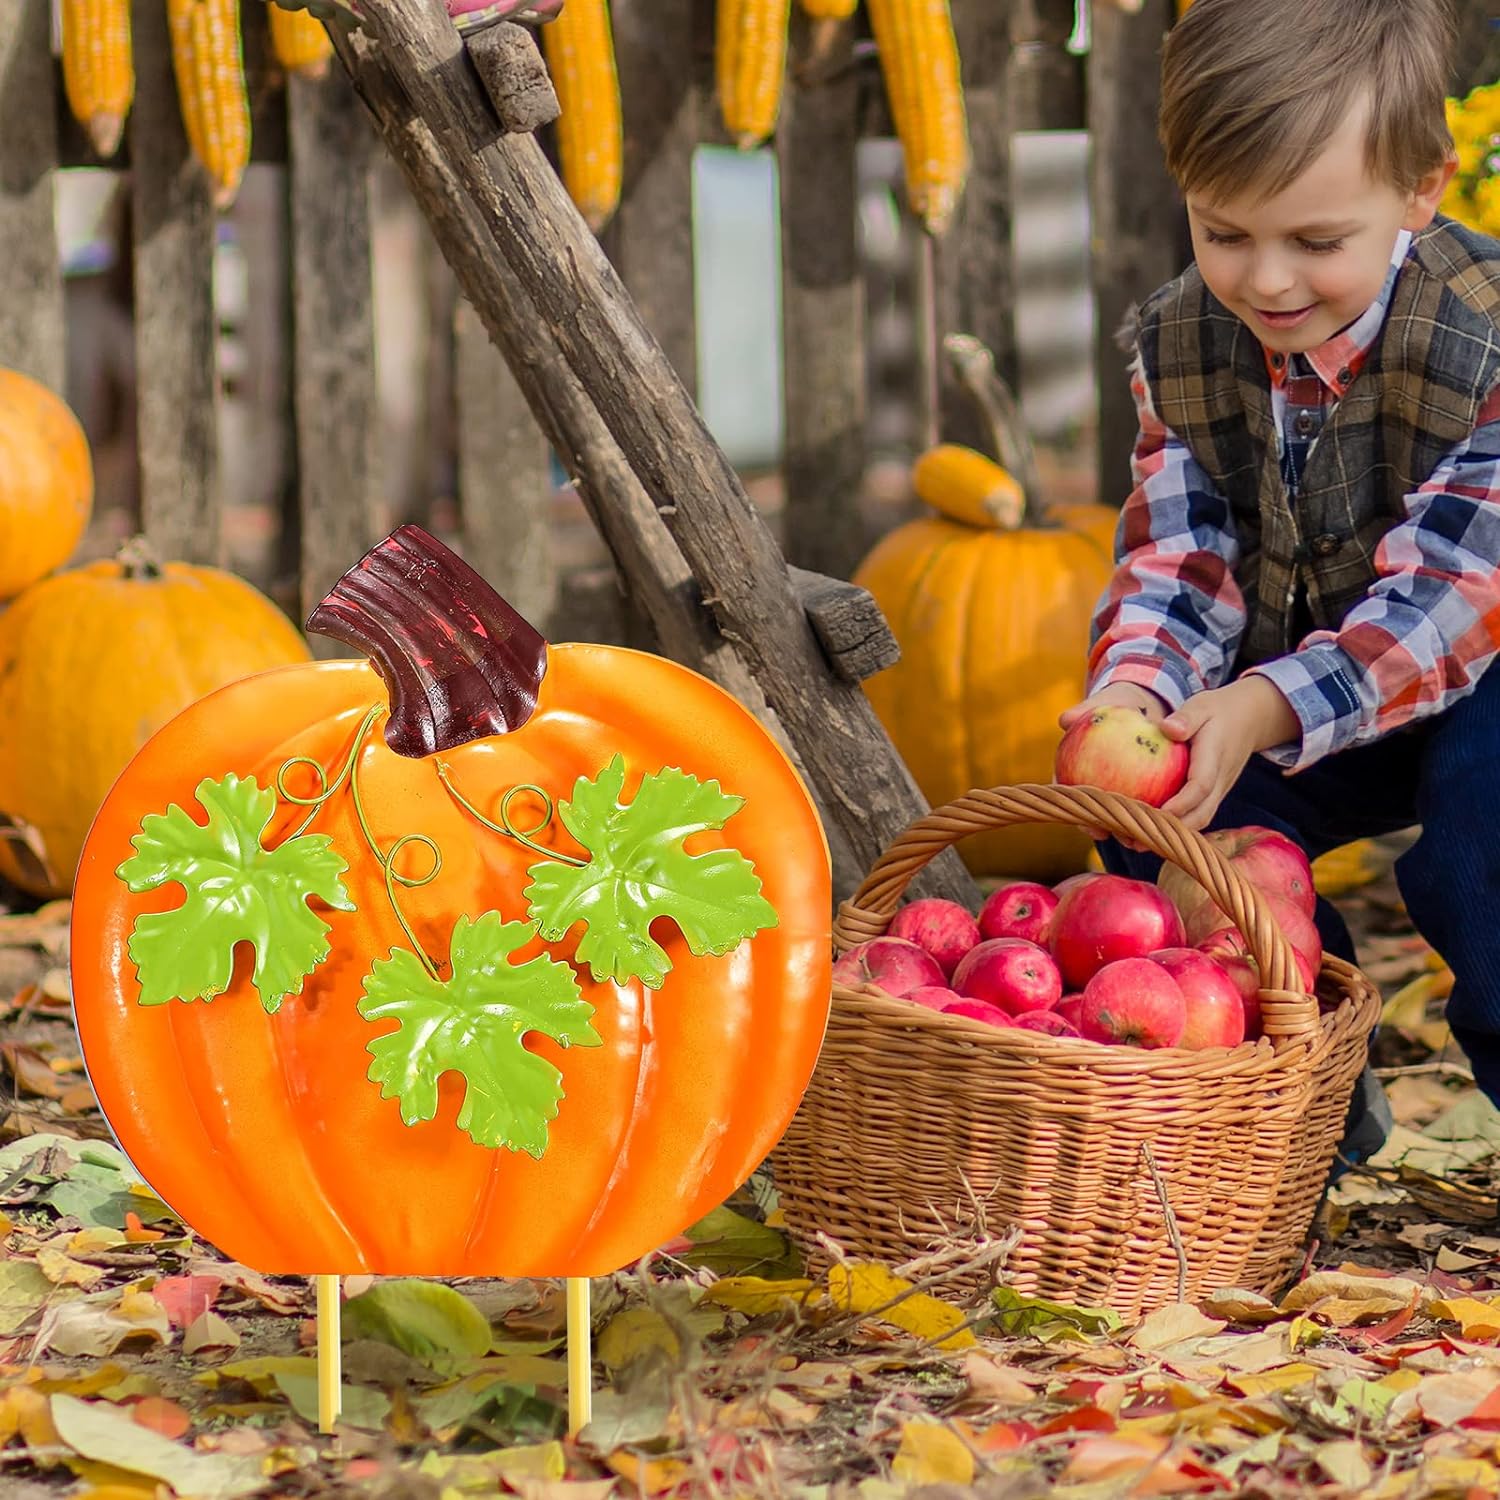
[
  {"x1": 797, "y1": 0, "x2": 858, "y2": 15},
  {"x1": 267, "y1": 2, "x2": 333, "y2": 79},
  {"x1": 539, "y1": 0, "x2": 624, "y2": 231},
  {"x1": 167, "y1": 0, "x2": 252, "y2": 210},
  {"x1": 866, "y1": 0, "x2": 969, "y2": 235},
  {"x1": 60, "y1": 0, "x2": 135, "y2": 158},
  {"x1": 716, "y1": 0, "x2": 792, "y2": 150}
]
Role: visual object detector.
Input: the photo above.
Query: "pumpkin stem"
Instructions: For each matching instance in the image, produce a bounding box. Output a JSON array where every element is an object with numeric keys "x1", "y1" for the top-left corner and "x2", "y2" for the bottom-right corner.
[
  {"x1": 306, "y1": 525, "x2": 549, "y2": 758},
  {"x1": 116, "y1": 535, "x2": 164, "y2": 581},
  {"x1": 943, "y1": 334, "x2": 1045, "y2": 522}
]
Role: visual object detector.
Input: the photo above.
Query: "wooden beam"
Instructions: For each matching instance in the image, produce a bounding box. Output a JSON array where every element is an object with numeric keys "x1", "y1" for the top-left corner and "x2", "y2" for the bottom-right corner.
[
  {"x1": 129, "y1": 0, "x2": 220, "y2": 559},
  {"x1": 332, "y1": 1, "x2": 977, "y2": 908},
  {"x1": 0, "y1": 4, "x2": 65, "y2": 392},
  {"x1": 1008, "y1": 0, "x2": 1085, "y2": 132},
  {"x1": 779, "y1": 10, "x2": 868, "y2": 581},
  {"x1": 790, "y1": 568, "x2": 900, "y2": 684}
]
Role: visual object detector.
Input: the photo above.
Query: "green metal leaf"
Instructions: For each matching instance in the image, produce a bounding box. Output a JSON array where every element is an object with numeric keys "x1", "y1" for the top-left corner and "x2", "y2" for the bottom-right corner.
[
  {"x1": 358, "y1": 912, "x2": 600, "y2": 1155},
  {"x1": 523, "y1": 755, "x2": 779, "y2": 989},
  {"x1": 117, "y1": 775, "x2": 354, "y2": 1014}
]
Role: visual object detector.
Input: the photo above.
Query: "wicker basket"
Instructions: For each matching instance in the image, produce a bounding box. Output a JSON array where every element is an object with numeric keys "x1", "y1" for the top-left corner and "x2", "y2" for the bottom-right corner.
[{"x1": 772, "y1": 784, "x2": 1383, "y2": 1319}]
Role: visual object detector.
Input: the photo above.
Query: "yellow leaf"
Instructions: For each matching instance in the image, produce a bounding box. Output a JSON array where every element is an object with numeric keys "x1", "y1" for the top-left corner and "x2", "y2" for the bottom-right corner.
[
  {"x1": 195, "y1": 1356, "x2": 318, "y2": 1394},
  {"x1": 1227, "y1": 1363, "x2": 1323, "y2": 1398},
  {"x1": 1128, "y1": 1303, "x2": 1226, "y2": 1352},
  {"x1": 1316, "y1": 1439, "x2": 1373, "y2": 1490},
  {"x1": 702, "y1": 1276, "x2": 816, "y2": 1316},
  {"x1": 1381, "y1": 970, "x2": 1451, "y2": 1030},
  {"x1": 36, "y1": 1246, "x2": 105, "y2": 1289},
  {"x1": 1378, "y1": 1368, "x2": 1425, "y2": 1394},
  {"x1": 606, "y1": 1449, "x2": 692, "y2": 1495},
  {"x1": 892, "y1": 1420, "x2": 975, "y2": 1486},
  {"x1": 827, "y1": 1263, "x2": 976, "y2": 1350},
  {"x1": 1421, "y1": 1455, "x2": 1500, "y2": 1490},
  {"x1": 1427, "y1": 1296, "x2": 1500, "y2": 1340},
  {"x1": 0, "y1": 1385, "x2": 62, "y2": 1452},
  {"x1": 959, "y1": 1351, "x2": 1037, "y2": 1404},
  {"x1": 66, "y1": 1229, "x2": 127, "y2": 1255},
  {"x1": 1198, "y1": 1289, "x2": 1281, "y2": 1325},
  {"x1": 1279, "y1": 1271, "x2": 1420, "y2": 1319},
  {"x1": 597, "y1": 1308, "x2": 680, "y2": 1372},
  {"x1": 1311, "y1": 840, "x2": 1382, "y2": 897}
]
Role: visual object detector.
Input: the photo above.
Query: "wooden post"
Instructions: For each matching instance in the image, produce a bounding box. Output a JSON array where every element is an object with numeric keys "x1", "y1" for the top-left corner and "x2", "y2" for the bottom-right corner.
[
  {"x1": 932, "y1": 0, "x2": 1018, "y2": 456},
  {"x1": 331, "y1": 2, "x2": 977, "y2": 908},
  {"x1": 130, "y1": 0, "x2": 221, "y2": 560},
  {"x1": 287, "y1": 68, "x2": 384, "y2": 639},
  {"x1": 1008, "y1": 0, "x2": 1085, "y2": 132},
  {"x1": 1087, "y1": 0, "x2": 1184, "y2": 509},
  {"x1": 0, "y1": 4, "x2": 65, "y2": 392},
  {"x1": 779, "y1": 9, "x2": 868, "y2": 581}
]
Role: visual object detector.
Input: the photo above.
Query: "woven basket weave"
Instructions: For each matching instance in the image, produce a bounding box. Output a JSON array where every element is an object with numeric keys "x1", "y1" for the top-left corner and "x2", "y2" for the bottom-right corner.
[{"x1": 772, "y1": 784, "x2": 1382, "y2": 1319}]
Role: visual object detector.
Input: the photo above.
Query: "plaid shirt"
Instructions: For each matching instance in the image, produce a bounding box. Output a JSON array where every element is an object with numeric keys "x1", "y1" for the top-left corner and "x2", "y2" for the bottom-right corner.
[{"x1": 1090, "y1": 231, "x2": 1500, "y2": 772}]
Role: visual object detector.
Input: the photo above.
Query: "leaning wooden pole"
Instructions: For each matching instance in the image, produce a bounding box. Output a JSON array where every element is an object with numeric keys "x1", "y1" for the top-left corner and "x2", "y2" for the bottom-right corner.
[{"x1": 328, "y1": 2, "x2": 978, "y2": 909}]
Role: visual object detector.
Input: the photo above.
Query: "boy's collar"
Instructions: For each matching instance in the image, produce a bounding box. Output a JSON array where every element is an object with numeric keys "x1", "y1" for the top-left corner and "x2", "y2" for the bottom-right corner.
[{"x1": 1263, "y1": 229, "x2": 1414, "y2": 396}]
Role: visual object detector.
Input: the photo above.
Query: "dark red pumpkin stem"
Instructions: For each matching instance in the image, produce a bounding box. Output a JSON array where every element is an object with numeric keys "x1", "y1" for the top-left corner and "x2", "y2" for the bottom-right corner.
[{"x1": 306, "y1": 525, "x2": 548, "y2": 758}]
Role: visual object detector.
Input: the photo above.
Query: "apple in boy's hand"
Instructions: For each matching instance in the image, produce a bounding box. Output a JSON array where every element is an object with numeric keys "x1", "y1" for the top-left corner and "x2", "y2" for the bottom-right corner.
[
  {"x1": 1049, "y1": 874, "x2": 1185, "y2": 989},
  {"x1": 1053, "y1": 704, "x2": 1190, "y2": 805},
  {"x1": 1078, "y1": 958, "x2": 1186, "y2": 1048},
  {"x1": 832, "y1": 936, "x2": 945, "y2": 997},
  {"x1": 887, "y1": 898, "x2": 982, "y2": 978},
  {"x1": 951, "y1": 938, "x2": 1062, "y2": 1014},
  {"x1": 1148, "y1": 947, "x2": 1245, "y2": 1049},
  {"x1": 978, "y1": 881, "x2": 1060, "y2": 945}
]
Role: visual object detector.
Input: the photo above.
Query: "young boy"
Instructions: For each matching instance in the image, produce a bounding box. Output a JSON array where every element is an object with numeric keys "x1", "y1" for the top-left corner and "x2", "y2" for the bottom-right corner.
[{"x1": 1064, "y1": 0, "x2": 1500, "y2": 1147}]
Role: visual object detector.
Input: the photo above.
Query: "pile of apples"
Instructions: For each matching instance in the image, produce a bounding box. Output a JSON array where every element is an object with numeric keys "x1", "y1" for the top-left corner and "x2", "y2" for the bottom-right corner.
[{"x1": 833, "y1": 825, "x2": 1324, "y2": 1051}]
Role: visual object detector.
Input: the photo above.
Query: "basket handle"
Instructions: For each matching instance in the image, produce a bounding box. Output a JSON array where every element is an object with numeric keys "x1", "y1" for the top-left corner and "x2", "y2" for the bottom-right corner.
[{"x1": 835, "y1": 783, "x2": 1319, "y2": 1048}]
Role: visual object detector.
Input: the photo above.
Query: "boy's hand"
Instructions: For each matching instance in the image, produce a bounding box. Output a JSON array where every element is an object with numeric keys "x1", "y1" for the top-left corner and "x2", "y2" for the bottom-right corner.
[
  {"x1": 1058, "y1": 681, "x2": 1168, "y2": 730},
  {"x1": 1158, "y1": 677, "x2": 1300, "y2": 830}
]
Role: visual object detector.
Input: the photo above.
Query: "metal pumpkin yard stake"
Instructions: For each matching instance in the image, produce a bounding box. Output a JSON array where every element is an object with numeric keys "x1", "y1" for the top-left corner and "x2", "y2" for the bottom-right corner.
[{"x1": 69, "y1": 526, "x2": 833, "y2": 1435}]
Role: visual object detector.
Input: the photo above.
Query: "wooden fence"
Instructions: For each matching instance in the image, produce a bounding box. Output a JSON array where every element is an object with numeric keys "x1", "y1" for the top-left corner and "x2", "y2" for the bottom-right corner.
[{"x1": 1, "y1": 0, "x2": 1495, "y2": 651}]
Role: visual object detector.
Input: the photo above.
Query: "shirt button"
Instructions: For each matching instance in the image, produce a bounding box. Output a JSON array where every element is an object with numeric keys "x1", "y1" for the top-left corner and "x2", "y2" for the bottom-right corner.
[
  {"x1": 1311, "y1": 533, "x2": 1342, "y2": 557},
  {"x1": 1293, "y1": 411, "x2": 1316, "y2": 437},
  {"x1": 1337, "y1": 366, "x2": 1353, "y2": 384},
  {"x1": 1271, "y1": 353, "x2": 1285, "y2": 367}
]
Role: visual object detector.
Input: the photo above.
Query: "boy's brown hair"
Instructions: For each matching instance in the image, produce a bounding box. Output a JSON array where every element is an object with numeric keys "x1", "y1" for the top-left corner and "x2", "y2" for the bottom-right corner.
[{"x1": 1159, "y1": 0, "x2": 1456, "y2": 204}]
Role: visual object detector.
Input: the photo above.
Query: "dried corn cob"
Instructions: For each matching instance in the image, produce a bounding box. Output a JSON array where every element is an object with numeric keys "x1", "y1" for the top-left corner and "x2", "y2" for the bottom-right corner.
[
  {"x1": 797, "y1": 0, "x2": 858, "y2": 15},
  {"x1": 539, "y1": 0, "x2": 623, "y2": 231},
  {"x1": 867, "y1": 0, "x2": 969, "y2": 234},
  {"x1": 167, "y1": 0, "x2": 252, "y2": 210},
  {"x1": 716, "y1": 0, "x2": 792, "y2": 150},
  {"x1": 60, "y1": 0, "x2": 134, "y2": 158},
  {"x1": 267, "y1": 2, "x2": 333, "y2": 79}
]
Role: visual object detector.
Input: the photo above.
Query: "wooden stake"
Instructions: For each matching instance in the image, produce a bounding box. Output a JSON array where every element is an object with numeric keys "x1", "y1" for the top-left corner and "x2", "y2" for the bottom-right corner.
[
  {"x1": 565, "y1": 1276, "x2": 592, "y2": 1436},
  {"x1": 316, "y1": 1274, "x2": 342, "y2": 1434}
]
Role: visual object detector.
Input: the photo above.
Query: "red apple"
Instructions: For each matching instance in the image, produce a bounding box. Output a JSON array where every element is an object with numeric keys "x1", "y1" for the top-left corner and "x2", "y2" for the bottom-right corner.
[
  {"x1": 1012, "y1": 1010, "x2": 1082, "y2": 1038},
  {"x1": 978, "y1": 882, "x2": 1060, "y2": 945},
  {"x1": 1197, "y1": 895, "x2": 1320, "y2": 991},
  {"x1": 1148, "y1": 947, "x2": 1245, "y2": 1049},
  {"x1": 905, "y1": 985, "x2": 963, "y2": 1012},
  {"x1": 952, "y1": 938, "x2": 1062, "y2": 1014},
  {"x1": 1198, "y1": 948, "x2": 1264, "y2": 1039},
  {"x1": 1079, "y1": 958, "x2": 1186, "y2": 1048},
  {"x1": 1159, "y1": 826, "x2": 1317, "y2": 939},
  {"x1": 1049, "y1": 874, "x2": 1186, "y2": 990},
  {"x1": 1056, "y1": 993, "x2": 1085, "y2": 1028},
  {"x1": 831, "y1": 937, "x2": 945, "y2": 998},
  {"x1": 1053, "y1": 705, "x2": 1189, "y2": 806},
  {"x1": 940, "y1": 997, "x2": 1013, "y2": 1027},
  {"x1": 886, "y1": 898, "x2": 982, "y2": 978},
  {"x1": 1053, "y1": 872, "x2": 1100, "y2": 902}
]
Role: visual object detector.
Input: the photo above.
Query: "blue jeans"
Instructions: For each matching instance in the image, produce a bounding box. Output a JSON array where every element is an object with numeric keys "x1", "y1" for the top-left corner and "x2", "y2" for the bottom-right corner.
[{"x1": 1098, "y1": 662, "x2": 1500, "y2": 1153}]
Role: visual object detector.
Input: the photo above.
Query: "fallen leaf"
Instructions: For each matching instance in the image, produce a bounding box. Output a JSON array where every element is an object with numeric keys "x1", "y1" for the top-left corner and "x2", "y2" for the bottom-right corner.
[
  {"x1": 891, "y1": 1419, "x2": 975, "y2": 1486},
  {"x1": 342, "y1": 1278, "x2": 490, "y2": 1366},
  {"x1": 1316, "y1": 1438, "x2": 1373, "y2": 1489},
  {"x1": 597, "y1": 1307, "x2": 682, "y2": 1372},
  {"x1": 36, "y1": 1291, "x2": 170, "y2": 1358},
  {"x1": 274, "y1": 1370, "x2": 391, "y2": 1432},
  {"x1": 1426, "y1": 1297, "x2": 1500, "y2": 1341},
  {"x1": 0, "y1": 1258, "x2": 56, "y2": 1334},
  {"x1": 989, "y1": 1286, "x2": 1122, "y2": 1340},
  {"x1": 0, "y1": 1383, "x2": 62, "y2": 1451},
  {"x1": 181, "y1": 1310, "x2": 240, "y2": 1356},
  {"x1": 1279, "y1": 1271, "x2": 1421, "y2": 1321},
  {"x1": 1128, "y1": 1304, "x2": 1227, "y2": 1352},
  {"x1": 1414, "y1": 1369, "x2": 1500, "y2": 1425},
  {"x1": 36, "y1": 1246, "x2": 106, "y2": 1289},
  {"x1": 1226, "y1": 1363, "x2": 1324, "y2": 1398},
  {"x1": 702, "y1": 1275, "x2": 816, "y2": 1316},
  {"x1": 828, "y1": 1262, "x2": 976, "y2": 1350},
  {"x1": 127, "y1": 1397, "x2": 190, "y2": 1440},
  {"x1": 676, "y1": 1204, "x2": 801, "y2": 1278},
  {"x1": 1198, "y1": 1290, "x2": 1281, "y2": 1325},
  {"x1": 959, "y1": 1350, "x2": 1039, "y2": 1405}
]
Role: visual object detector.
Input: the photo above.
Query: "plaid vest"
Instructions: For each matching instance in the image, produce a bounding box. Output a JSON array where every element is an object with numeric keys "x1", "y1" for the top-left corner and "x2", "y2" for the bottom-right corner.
[{"x1": 1135, "y1": 217, "x2": 1500, "y2": 663}]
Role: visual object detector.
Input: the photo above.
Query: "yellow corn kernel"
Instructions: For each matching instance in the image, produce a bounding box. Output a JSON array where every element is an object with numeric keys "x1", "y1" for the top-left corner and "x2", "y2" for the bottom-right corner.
[
  {"x1": 540, "y1": 0, "x2": 623, "y2": 231},
  {"x1": 167, "y1": 0, "x2": 252, "y2": 209},
  {"x1": 716, "y1": 0, "x2": 792, "y2": 150},
  {"x1": 60, "y1": 0, "x2": 135, "y2": 158},
  {"x1": 798, "y1": 0, "x2": 858, "y2": 16},
  {"x1": 267, "y1": 2, "x2": 333, "y2": 79},
  {"x1": 867, "y1": 0, "x2": 969, "y2": 234}
]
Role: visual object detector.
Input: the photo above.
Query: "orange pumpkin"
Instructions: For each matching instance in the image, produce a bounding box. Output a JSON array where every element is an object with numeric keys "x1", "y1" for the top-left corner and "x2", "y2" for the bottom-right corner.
[
  {"x1": 0, "y1": 539, "x2": 310, "y2": 896},
  {"x1": 0, "y1": 369, "x2": 93, "y2": 600},
  {"x1": 71, "y1": 527, "x2": 832, "y2": 1277}
]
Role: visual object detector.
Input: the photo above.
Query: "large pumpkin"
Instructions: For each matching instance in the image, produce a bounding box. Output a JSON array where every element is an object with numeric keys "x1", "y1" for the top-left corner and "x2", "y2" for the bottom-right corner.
[
  {"x1": 0, "y1": 369, "x2": 93, "y2": 600},
  {"x1": 70, "y1": 527, "x2": 832, "y2": 1276},
  {"x1": 855, "y1": 445, "x2": 1117, "y2": 879},
  {"x1": 0, "y1": 539, "x2": 310, "y2": 896}
]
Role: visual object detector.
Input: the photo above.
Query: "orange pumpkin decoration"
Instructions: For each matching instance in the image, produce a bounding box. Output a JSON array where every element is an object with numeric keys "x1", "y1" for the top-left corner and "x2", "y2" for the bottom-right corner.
[
  {"x1": 0, "y1": 368, "x2": 93, "y2": 600},
  {"x1": 71, "y1": 527, "x2": 831, "y2": 1277},
  {"x1": 0, "y1": 539, "x2": 310, "y2": 896}
]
